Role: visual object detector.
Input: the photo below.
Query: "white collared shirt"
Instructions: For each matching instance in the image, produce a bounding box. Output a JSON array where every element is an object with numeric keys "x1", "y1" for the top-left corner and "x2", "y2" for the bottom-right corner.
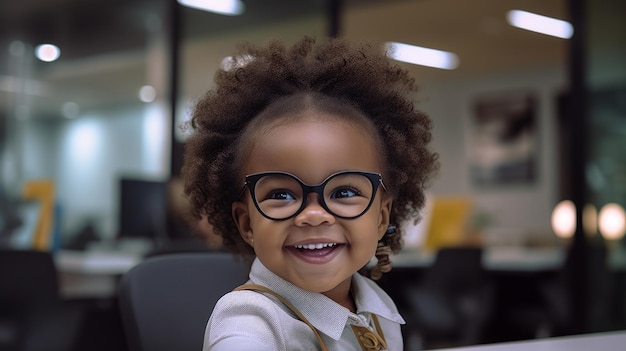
[{"x1": 204, "y1": 258, "x2": 405, "y2": 351}]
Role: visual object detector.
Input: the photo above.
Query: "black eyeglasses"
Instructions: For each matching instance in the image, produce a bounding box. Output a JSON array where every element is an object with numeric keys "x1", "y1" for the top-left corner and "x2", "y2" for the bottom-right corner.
[{"x1": 242, "y1": 170, "x2": 387, "y2": 220}]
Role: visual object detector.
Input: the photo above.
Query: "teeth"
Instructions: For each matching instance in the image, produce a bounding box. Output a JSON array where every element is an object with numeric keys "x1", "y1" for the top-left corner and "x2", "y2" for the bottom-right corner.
[{"x1": 294, "y1": 243, "x2": 337, "y2": 250}]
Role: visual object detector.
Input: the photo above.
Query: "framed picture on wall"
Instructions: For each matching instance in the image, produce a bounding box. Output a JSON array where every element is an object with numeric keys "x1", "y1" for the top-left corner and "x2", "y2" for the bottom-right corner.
[{"x1": 469, "y1": 91, "x2": 538, "y2": 187}]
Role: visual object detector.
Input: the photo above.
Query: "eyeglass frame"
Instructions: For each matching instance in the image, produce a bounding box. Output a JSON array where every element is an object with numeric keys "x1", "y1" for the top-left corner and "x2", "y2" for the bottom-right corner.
[{"x1": 240, "y1": 170, "x2": 387, "y2": 221}]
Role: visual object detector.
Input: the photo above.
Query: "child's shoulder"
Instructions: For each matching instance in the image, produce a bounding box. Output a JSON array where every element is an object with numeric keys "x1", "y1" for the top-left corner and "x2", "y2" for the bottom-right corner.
[
  {"x1": 206, "y1": 290, "x2": 318, "y2": 350},
  {"x1": 211, "y1": 289, "x2": 297, "y2": 323},
  {"x1": 215, "y1": 289, "x2": 274, "y2": 309}
]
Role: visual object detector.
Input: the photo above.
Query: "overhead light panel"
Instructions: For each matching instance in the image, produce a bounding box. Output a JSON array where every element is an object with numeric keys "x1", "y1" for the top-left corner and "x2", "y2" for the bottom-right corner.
[
  {"x1": 178, "y1": 0, "x2": 245, "y2": 16},
  {"x1": 507, "y1": 10, "x2": 573, "y2": 39},
  {"x1": 384, "y1": 42, "x2": 459, "y2": 70}
]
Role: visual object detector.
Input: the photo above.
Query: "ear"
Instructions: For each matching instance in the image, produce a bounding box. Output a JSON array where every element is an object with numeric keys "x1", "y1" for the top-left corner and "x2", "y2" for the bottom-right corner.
[
  {"x1": 377, "y1": 196, "x2": 393, "y2": 240},
  {"x1": 232, "y1": 201, "x2": 254, "y2": 247}
]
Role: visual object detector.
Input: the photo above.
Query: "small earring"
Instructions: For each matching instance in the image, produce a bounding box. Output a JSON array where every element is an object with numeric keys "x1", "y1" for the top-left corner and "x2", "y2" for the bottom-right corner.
[{"x1": 250, "y1": 237, "x2": 254, "y2": 246}]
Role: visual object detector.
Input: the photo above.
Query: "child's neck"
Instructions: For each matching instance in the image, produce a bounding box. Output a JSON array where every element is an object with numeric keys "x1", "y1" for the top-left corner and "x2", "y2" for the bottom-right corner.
[{"x1": 322, "y1": 278, "x2": 356, "y2": 313}]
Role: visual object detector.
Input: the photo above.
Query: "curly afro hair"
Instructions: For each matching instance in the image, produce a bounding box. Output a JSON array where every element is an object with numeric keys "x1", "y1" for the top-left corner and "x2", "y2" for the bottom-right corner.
[{"x1": 182, "y1": 37, "x2": 438, "y2": 269}]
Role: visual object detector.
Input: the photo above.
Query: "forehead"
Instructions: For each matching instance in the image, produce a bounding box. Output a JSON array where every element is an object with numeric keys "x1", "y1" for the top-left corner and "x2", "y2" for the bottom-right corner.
[{"x1": 242, "y1": 112, "x2": 383, "y2": 183}]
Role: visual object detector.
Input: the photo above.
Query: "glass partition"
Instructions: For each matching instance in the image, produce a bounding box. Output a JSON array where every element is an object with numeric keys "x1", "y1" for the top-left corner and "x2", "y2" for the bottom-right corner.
[
  {"x1": 584, "y1": 0, "x2": 626, "y2": 334},
  {"x1": 0, "y1": 0, "x2": 170, "y2": 245}
]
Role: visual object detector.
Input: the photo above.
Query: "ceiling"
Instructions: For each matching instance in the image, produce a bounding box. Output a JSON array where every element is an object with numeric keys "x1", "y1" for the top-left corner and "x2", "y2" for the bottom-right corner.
[
  {"x1": 0, "y1": 0, "x2": 569, "y2": 119},
  {"x1": 343, "y1": 0, "x2": 568, "y2": 82}
]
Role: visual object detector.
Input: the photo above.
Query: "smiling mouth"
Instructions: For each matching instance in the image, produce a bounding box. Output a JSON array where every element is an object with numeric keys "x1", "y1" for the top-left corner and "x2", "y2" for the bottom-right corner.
[
  {"x1": 288, "y1": 242, "x2": 344, "y2": 263},
  {"x1": 294, "y1": 243, "x2": 338, "y2": 250}
]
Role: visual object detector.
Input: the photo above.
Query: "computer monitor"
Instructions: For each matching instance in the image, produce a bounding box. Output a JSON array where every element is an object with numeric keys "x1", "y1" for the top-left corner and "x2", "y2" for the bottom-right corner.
[{"x1": 118, "y1": 178, "x2": 167, "y2": 240}]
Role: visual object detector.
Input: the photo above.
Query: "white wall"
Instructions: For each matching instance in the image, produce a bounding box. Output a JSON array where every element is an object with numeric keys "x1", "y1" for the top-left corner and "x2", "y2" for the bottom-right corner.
[
  {"x1": 420, "y1": 64, "x2": 567, "y2": 243},
  {"x1": 20, "y1": 118, "x2": 61, "y2": 181},
  {"x1": 21, "y1": 103, "x2": 170, "y2": 240}
]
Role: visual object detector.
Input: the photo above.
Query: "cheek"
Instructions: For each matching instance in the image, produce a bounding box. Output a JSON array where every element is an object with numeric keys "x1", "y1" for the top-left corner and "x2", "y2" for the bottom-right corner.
[
  {"x1": 245, "y1": 199, "x2": 270, "y2": 230},
  {"x1": 349, "y1": 218, "x2": 384, "y2": 246},
  {"x1": 248, "y1": 212, "x2": 287, "y2": 240}
]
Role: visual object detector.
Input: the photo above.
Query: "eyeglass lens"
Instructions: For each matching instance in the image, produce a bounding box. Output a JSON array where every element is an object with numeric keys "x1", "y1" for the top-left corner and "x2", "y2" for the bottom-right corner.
[{"x1": 252, "y1": 172, "x2": 376, "y2": 219}]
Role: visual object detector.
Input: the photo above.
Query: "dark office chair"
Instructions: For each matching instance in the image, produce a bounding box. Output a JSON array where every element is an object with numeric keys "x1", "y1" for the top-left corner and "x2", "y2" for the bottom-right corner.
[
  {"x1": 504, "y1": 244, "x2": 608, "y2": 339},
  {"x1": 403, "y1": 247, "x2": 495, "y2": 348},
  {"x1": 0, "y1": 249, "x2": 83, "y2": 351},
  {"x1": 118, "y1": 252, "x2": 250, "y2": 351}
]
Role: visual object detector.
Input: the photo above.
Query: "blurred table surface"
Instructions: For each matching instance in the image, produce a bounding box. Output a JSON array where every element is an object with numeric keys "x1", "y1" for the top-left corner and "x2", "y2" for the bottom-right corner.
[
  {"x1": 391, "y1": 247, "x2": 566, "y2": 271},
  {"x1": 55, "y1": 249, "x2": 142, "y2": 274},
  {"x1": 429, "y1": 330, "x2": 626, "y2": 351},
  {"x1": 54, "y1": 245, "x2": 626, "y2": 299},
  {"x1": 54, "y1": 249, "x2": 142, "y2": 299}
]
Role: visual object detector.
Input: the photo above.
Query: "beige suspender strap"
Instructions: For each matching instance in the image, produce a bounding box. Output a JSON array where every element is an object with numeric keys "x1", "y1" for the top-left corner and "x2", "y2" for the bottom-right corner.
[
  {"x1": 234, "y1": 283, "x2": 329, "y2": 351},
  {"x1": 371, "y1": 314, "x2": 386, "y2": 344},
  {"x1": 350, "y1": 314, "x2": 388, "y2": 351}
]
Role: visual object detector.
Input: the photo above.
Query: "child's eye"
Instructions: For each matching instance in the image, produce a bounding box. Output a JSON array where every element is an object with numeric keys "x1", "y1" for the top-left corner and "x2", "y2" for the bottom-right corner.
[
  {"x1": 330, "y1": 187, "x2": 361, "y2": 199},
  {"x1": 266, "y1": 190, "x2": 296, "y2": 201}
]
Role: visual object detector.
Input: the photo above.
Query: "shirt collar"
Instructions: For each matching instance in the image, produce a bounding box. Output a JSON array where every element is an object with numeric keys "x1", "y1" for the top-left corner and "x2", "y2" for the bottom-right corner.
[
  {"x1": 352, "y1": 272, "x2": 405, "y2": 324},
  {"x1": 248, "y1": 258, "x2": 404, "y2": 340}
]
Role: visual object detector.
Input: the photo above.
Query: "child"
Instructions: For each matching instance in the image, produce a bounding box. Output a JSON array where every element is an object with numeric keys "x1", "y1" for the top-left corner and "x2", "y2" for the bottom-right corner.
[{"x1": 182, "y1": 37, "x2": 438, "y2": 351}]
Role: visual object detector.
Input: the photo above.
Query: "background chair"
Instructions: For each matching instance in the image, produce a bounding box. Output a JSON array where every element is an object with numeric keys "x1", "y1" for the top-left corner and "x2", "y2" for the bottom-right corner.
[
  {"x1": 403, "y1": 247, "x2": 495, "y2": 349},
  {"x1": 0, "y1": 249, "x2": 83, "y2": 351},
  {"x1": 118, "y1": 252, "x2": 250, "y2": 351},
  {"x1": 501, "y1": 243, "x2": 609, "y2": 340}
]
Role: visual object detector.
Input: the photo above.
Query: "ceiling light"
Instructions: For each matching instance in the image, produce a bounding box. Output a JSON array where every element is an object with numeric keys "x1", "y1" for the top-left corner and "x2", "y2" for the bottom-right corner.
[
  {"x1": 551, "y1": 200, "x2": 576, "y2": 239},
  {"x1": 35, "y1": 44, "x2": 61, "y2": 62},
  {"x1": 178, "y1": 0, "x2": 245, "y2": 16},
  {"x1": 507, "y1": 10, "x2": 573, "y2": 39},
  {"x1": 139, "y1": 85, "x2": 157, "y2": 103},
  {"x1": 598, "y1": 203, "x2": 626, "y2": 240},
  {"x1": 384, "y1": 42, "x2": 459, "y2": 70}
]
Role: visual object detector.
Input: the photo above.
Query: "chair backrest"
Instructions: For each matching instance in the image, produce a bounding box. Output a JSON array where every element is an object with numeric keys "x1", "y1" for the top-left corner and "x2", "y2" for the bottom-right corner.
[
  {"x1": 424, "y1": 247, "x2": 485, "y2": 291},
  {"x1": 0, "y1": 250, "x2": 69, "y2": 351},
  {"x1": 0, "y1": 250, "x2": 60, "y2": 311},
  {"x1": 118, "y1": 252, "x2": 250, "y2": 351}
]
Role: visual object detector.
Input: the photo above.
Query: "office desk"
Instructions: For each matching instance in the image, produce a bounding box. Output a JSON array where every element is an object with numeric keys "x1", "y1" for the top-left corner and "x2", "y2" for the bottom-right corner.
[
  {"x1": 56, "y1": 247, "x2": 564, "y2": 299},
  {"x1": 55, "y1": 250, "x2": 141, "y2": 299},
  {"x1": 430, "y1": 331, "x2": 626, "y2": 351},
  {"x1": 55, "y1": 246, "x2": 625, "y2": 299},
  {"x1": 383, "y1": 247, "x2": 626, "y2": 346},
  {"x1": 391, "y1": 247, "x2": 565, "y2": 272}
]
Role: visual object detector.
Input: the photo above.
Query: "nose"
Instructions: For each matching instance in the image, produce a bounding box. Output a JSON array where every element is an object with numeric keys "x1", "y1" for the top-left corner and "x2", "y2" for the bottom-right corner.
[{"x1": 294, "y1": 193, "x2": 335, "y2": 226}]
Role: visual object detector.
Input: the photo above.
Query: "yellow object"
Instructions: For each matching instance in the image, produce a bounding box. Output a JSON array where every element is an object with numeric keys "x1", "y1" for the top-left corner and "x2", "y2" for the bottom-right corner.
[
  {"x1": 22, "y1": 180, "x2": 55, "y2": 250},
  {"x1": 423, "y1": 197, "x2": 472, "y2": 251}
]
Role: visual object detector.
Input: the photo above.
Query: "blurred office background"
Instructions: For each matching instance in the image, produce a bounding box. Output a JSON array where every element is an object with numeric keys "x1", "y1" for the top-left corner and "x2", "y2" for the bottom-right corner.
[{"x1": 0, "y1": 0, "x2": 625, "y2": 350}]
